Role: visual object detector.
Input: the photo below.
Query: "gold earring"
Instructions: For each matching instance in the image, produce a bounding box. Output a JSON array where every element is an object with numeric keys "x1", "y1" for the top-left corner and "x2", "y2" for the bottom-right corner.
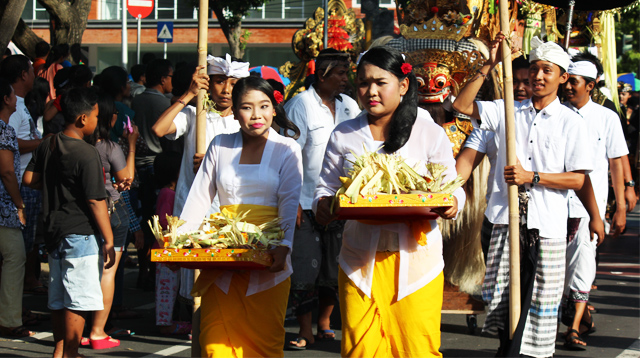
[{"x1": 273, "y1": 111, "x2": 276, "y2": 116}]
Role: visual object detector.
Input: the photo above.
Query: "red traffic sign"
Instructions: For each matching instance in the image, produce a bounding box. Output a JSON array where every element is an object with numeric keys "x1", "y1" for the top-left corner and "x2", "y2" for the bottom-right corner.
[{"x1": 127, "y1": 0, "x2": 154, "y2": 19}]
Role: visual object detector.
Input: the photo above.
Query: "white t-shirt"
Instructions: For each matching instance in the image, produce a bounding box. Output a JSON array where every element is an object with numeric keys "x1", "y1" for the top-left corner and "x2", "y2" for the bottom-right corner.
[
  {"x1": 179, "y1": 128, "x2": 302, "y2": 296},
  {"x1": 8, "y1": 96, "x2": 41, "y2": 177},
  {"x1": 284, "y1": 85, "x2": 361, "y2": 210},
  {"x1": 476, "y1": 98, "x2": 593, "y2": 238},
  {"x1": 564, "y1": 100, "x2": 629, "y2": 219},
  {"x1": 165, "y1": 106, "x2": 241, "y2": 216},
  {"x1": 313, "y1": 109, "x2": 466, "y2": 301},
  {"x1": 463, "y1": 128, "x2": 498, "y2": 204}
]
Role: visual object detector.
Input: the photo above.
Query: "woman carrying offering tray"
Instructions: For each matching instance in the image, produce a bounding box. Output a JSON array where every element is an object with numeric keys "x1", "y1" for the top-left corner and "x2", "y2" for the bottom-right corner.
[
  {"x1": 314, "y1": 46, "x2": 466, "y2": 358},
  {"x1": 177, "y1": 76, "x2": 302, "y2": 357}
]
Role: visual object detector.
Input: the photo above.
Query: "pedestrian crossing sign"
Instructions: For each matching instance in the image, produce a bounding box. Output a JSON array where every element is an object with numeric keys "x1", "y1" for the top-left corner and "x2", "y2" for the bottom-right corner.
[{"x1": 157, "y1": 21, "x2": 173, "y2": 43}]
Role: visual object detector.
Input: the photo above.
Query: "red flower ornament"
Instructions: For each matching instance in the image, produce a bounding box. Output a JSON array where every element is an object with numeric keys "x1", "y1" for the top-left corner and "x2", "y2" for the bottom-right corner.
[
  {"x1": 273, "y1": 90, "x2": 284, "y2": 104},
  {"x1": 401, "y1": 63, "x2": 413, "y2": 75}
]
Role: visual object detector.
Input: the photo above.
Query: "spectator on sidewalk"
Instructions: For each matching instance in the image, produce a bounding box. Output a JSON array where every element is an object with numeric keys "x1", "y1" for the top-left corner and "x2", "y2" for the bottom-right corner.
[
  {"x1": 0, "y1": 77, "x2": 32, "y2": 338},
  {"x1": 0, "y1": 55, "x2": 48, "y2": 295},
  {"x1": 131, "y1": 58, "x2": 173, "y2": 290},
  {"x1": 23, "y1": 87, "x2": 116, "y2": 357},
  {"x1": 130, "y1": 64, "x2": 146, "y2": 98},
  {"x1": 32, "y1": 41, "x2": 49, "y2": 74}
]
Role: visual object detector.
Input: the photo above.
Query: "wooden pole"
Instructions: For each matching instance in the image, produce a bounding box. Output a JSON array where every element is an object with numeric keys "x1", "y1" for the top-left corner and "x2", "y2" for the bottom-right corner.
[
  {"x1": 498, "y1": 0, "x2": 521, "y2": 340},
  {"x1": 192, "y1": 0, "x2": 208, "y2": 355}
]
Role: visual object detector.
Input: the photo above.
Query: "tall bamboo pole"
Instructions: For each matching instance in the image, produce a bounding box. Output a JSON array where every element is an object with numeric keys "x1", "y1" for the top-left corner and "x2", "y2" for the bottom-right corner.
[
  {"x1": 498, "y1": 0, "x2": 521, "y2": 340},
  {"x1": 192, "y1": 0, "x2": 208, "y2": 355}
]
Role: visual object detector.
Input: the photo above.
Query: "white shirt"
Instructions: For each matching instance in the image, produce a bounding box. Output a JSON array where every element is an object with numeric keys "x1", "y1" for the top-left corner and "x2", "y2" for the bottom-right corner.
[
  {"x1": 564, "y1": 100, "x2": 628, "y2": 219},
  {"x1": 166, "y1": 106, "x2": 241, "y2": 216},
  {"x1": 313, "y1": 110, "x2": 466, "y2": 301},
  {"x1": 284, "y1": 85, "x2": 361, "y2": 210},
  {"x1": 8, "y1": 96, "x2": 41, "y2": 176},
  {"x1": 476, "y1": 98, "x2": 593, "y2": 238},
  {"x1": 179, "y1": 128, "x2": 303, "y2": 296},
  {"x1": 463, "y1": 128, "x2": 498, "y2": 203}
]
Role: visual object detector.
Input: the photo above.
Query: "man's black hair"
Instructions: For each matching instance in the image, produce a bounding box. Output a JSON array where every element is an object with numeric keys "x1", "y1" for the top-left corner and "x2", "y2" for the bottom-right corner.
[
  {"x1": 35, "y1": 41, "x2": 50, "y2": 58},
  {"x1": 0, "y1": 55, "x2": 31, "y2": 84},
  {"x1": 130, "y1": 64, "x2": 146, "y2": 83},
  {"x1": 61, "y1": 87, "x2": 98, "y2": 125},
  {"x1": 145, "y1": 59, "x2": 172, "y2": 88},
  {"x1": 513, "y1": 56, "x2": 529, "y2": 71},
  {"x1": 142, "y1": 53, "x2": 156, "y2": 65}
]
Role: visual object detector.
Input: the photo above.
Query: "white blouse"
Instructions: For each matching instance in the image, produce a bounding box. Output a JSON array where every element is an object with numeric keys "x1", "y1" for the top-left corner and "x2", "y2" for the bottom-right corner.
[
  {"x1": 313, "y1": 110, "x2": 466, "y2": 301},
  {"x1": 179, "y1": 127, "x2": 303, "y2": 296}
]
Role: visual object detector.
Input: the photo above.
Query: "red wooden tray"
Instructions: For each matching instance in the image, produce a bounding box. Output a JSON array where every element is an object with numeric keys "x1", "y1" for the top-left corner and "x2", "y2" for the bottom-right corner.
[
  {"x1": 335, "y1": 193, "x2": 453, "y2": 221},
  {"x1": 151, "y1": 248, "x2": 273, "y2": 270}
]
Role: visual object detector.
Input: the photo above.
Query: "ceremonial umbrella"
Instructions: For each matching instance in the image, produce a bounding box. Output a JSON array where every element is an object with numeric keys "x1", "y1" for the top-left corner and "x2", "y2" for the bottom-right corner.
[
  {"x1": 532, "y1": 0, "x2": 638, "y2": 48},
  {"x1": 249, "y1": 66, "x2": 291, "y2": 86},
  {"x1": 618, "y1": 73, "x2": 640, "y2": 91}
]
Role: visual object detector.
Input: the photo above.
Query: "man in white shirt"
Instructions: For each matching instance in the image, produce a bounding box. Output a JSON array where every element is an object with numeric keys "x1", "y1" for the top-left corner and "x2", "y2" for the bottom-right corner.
[
  {"x1": 456, "y1": 56, "x2": 532, "y2": 262},
  {"x1": 284, "y1": 49, "x2": 360, "y2": 349},
  {"x1": 561, "y1": 58, "x2": 628, "y2": 350},
  {"x1": 452, "y1": 36, "x2": 603, "y2": 358},
  {"x1": 0, "y1": 55, "x2": 49, "y2": 293}
]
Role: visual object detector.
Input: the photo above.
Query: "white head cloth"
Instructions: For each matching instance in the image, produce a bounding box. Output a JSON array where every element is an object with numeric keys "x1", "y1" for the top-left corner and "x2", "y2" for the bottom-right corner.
[
  {"x1": 567, "y1": 61, "x2": 597, "y2": 80},
  {"x1": 529, "y1": 37, "x2": 571, "y2": 71},
  {"x1": 207, "y1": 54, "x2": 250, "y2": 78}
]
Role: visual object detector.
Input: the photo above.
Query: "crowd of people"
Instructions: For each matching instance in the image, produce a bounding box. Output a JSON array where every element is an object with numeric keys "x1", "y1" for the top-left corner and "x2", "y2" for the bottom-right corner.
[{"x1": 0, "y1": 35, "x2": 637, "y2": 358}]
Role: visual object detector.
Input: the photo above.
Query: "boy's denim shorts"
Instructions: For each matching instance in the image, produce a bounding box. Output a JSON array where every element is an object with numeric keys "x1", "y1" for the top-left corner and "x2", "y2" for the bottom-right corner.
[{"x1": 48, "y1": 234, "x2": 104, "y2": 311}]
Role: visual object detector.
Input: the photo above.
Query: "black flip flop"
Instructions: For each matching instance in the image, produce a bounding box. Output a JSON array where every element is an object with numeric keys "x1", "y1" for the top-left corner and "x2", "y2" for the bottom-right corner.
[
  {"x1": 564, "y1": 329, "x2": 587, "y2": 351},
  {"x1": 288, "y1": 337, "x2": 312, "y2": 350}
]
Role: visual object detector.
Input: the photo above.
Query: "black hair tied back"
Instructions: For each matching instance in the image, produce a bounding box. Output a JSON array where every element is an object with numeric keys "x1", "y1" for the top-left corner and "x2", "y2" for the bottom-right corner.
[
  {"x1": 357, "y1": 46, "x2": 418, "y2": 153},
  {"x1": 231, "y1": 76, "x2": 300, "y2": 140}
]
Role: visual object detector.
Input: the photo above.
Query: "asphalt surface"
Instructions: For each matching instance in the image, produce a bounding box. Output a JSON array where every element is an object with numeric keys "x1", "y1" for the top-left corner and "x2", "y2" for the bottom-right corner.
[{"x1": 1, "y1": 206, "x2": 638, "y2": 357}]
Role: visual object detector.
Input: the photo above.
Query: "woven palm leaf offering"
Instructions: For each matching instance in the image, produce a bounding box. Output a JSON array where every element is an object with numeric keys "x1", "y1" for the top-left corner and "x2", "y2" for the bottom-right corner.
[
  {"x1": 334, "y1": 147, "x2": 465, "y2": 220},
  {"x1": 149, "y1": 211, "x2": 285, "y2": 269}
]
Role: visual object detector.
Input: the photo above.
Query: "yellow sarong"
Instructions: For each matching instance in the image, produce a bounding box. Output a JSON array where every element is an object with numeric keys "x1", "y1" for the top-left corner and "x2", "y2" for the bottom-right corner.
[
  {"x1": 195, "y1": 204, "x2": 291, "y2": 358},
  {"x1": 340, "y1": 252, "x2": 444, "y2": 358}
]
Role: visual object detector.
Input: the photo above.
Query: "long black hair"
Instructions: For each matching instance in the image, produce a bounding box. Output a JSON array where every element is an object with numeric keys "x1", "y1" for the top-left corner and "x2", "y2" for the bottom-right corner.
[
  {"x1": 25, "y1": 77, "x2": 50, "y2": 120},
  {"x1": 357, "y1": 46, "x2": 418, "y2": 153},
  {"x1": 231, "y1": 76, "x2": 300, "y2": 140},
  {"x1": 99, "y1": 66, "x2": 129, "y2": 98},
  {"x1": 87, "y1": 90, "x2": 117, "y2": 145},
  {"x1": 0, "y1": 77, "x2": 13, "y2": 111},
  {"x1": 41, "y1": 44, "x2": 69, "y2": 73}
]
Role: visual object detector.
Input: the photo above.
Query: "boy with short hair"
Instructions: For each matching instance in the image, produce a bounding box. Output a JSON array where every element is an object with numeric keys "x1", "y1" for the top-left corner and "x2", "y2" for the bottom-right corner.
[{"x1": 23, "y1": 87, "x2": 116, "y2": 358}]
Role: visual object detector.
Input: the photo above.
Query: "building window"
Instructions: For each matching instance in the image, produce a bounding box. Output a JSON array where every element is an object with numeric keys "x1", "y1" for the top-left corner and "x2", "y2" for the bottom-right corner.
[
  {"x1": 246, "y1": 0, "x2": 323, "y2": 19},
  {"x1": 21, "y1": 0, "x2": 49, "y2": 20}
]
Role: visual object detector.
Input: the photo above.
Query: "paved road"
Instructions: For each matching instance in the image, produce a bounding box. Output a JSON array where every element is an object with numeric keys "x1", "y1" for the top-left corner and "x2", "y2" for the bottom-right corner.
[{"x1": 1, "y1": 207, "x2": 638, "y2": 357}]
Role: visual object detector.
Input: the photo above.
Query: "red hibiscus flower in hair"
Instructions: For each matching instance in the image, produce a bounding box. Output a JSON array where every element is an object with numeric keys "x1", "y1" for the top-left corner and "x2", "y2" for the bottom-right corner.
[
  {"x1": 273, "y1": 90, "x2": 284, "y2": 104},
  {"x1": 401, "y1": 63, "x2": 413, "y2": 75}
]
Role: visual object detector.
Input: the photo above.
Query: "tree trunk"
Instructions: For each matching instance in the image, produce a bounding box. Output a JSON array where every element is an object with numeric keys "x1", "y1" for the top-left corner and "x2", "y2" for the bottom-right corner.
[
  {"x1": 211, "y1": 6, "x2": 245, "y2": 60},
  {"x1": 12, "y1": 18, "x2": 45, "y2": 59},
  {"x1": 0, "y1": 0, "x2": 28, "y2": 57},
  {"x1": 38, "y1": 0, "x2": 92, "y2": 45}
]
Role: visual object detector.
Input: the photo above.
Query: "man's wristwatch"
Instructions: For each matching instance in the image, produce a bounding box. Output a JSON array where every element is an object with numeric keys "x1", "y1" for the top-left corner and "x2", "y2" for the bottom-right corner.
[
  {"x1": 532, "y1": 172, "x2": 540, "y2": 185},
  {"x1": 625, "y1": 180, "x2": 635, "y2": 187}
]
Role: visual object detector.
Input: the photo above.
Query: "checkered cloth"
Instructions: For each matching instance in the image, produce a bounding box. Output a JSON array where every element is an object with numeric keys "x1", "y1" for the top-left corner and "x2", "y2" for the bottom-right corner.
[
  {"x1": 482, "y1": 225, "x2": 566, "y2": 358},
  {"x1": 121, "y1": 190, "x2": 141, "y2": 233},
  {"x1": 386, "y1": 38, "x2": 478, "y2": 53}
]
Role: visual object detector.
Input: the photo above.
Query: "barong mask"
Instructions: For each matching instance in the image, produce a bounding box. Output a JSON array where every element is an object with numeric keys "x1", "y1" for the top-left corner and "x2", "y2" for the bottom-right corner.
[{"x1": 405, "y1": 49, "x2": 485, "y2": 104}]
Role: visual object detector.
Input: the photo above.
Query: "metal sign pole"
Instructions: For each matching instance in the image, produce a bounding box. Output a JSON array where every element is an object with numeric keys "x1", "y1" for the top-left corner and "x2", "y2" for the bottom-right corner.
[
  {"x1": 323, "y1": 0, "x2": 328, "y2": 49},
  {"x1": 163, "y1": 42, "x2": 167, "y2": 59},
  {"x1": 137, "y1": 15, "x2": 141, "y2": 64},
  {"x1": 122, "y1": 0, "x2": 128, "y2": 69}
]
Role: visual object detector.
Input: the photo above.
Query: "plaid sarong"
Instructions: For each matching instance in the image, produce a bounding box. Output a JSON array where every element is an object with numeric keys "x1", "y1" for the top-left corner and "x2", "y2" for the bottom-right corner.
[{"x1": 482, "y1": 225, "x2": 566, "y2": 358}]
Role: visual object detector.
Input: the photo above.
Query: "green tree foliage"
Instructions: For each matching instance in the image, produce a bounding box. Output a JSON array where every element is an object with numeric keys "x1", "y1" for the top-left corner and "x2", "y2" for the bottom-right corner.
[{"x1": 615, "y1": 6, "x2": 640, "y2": 74}]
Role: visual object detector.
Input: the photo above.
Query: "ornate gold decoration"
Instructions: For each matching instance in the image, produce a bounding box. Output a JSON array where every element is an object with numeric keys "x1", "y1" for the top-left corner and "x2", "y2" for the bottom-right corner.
[
  {"x1": 443, "y1": 118, "x2": 474, "y2": 157},
  {"x1": 400, "y1": 13, "x2": 474, "y2": 41},
  {"x1": 279, "y1": 0, "x2": 365, "y2": 100}
]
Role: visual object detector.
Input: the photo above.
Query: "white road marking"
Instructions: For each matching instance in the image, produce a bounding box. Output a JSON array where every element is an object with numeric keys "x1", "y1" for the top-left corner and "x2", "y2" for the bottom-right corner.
[
  {"x1": 615, "y1": 337, "x2": 640, "y2": 358},
  {"x1": 142, "y1": 342, "x2": 192, "y2": 357},
  {"x1": 12, "y1": 332, "x2": 53, "y2": 342}
]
